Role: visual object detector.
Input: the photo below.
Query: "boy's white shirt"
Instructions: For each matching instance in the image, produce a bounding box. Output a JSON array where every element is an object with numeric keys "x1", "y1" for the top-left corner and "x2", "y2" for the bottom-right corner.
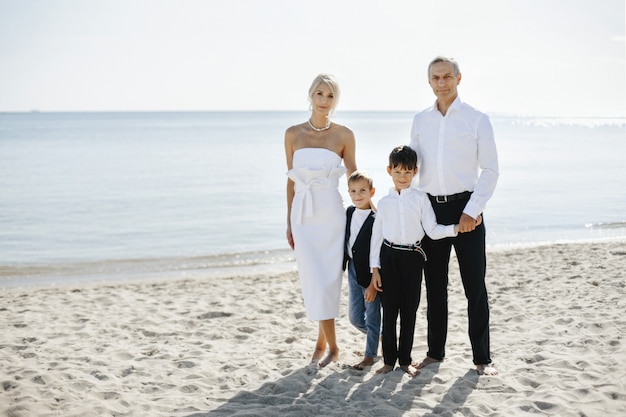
[
  {"x1": 347, "y1": 208, "x2": 373, "y2": 258},
  {"x1": 369, "y1": 186, "x2": 457, "y2": 269}
]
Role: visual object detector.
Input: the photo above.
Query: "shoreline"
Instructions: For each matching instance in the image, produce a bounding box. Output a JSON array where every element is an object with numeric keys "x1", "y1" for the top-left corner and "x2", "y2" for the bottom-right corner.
[
  {"x1": 1, "y1": 239, "x2": 625, "y2": 416},
  {"x1": 2, "y1": 235, "x2": 625, "y2": 290}
]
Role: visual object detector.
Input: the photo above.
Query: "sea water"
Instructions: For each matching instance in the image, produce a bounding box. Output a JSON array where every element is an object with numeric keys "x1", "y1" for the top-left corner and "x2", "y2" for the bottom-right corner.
[{"x1": 1, "y1": 111, "x2": 624, "y2": 287}]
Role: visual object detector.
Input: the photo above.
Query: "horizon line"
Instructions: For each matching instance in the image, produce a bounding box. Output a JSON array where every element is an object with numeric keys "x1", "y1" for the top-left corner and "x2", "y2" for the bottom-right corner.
[{"x1": 1, "y1": 109, "x2": 625, "y2": 119}]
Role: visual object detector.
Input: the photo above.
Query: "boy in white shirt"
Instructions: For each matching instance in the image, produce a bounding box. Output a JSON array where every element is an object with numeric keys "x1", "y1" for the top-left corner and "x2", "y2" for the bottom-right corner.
[{"x1": 371, "y1": 145, "x2": 474, "y2": 377}]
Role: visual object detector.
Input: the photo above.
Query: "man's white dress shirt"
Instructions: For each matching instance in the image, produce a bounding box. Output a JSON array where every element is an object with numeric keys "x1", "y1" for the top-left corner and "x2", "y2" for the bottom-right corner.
[{"x1": 410, "y1": 96, "x2": 499, "y2": 219}]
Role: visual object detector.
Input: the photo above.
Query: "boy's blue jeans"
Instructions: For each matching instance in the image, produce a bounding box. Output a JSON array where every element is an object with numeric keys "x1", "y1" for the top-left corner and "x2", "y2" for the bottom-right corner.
[{"x1": 347, "y1": 259, "x2": 382, "y2": 358}]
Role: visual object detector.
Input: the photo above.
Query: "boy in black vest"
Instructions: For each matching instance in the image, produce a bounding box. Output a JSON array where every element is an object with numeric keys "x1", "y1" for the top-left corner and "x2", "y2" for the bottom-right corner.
[{"x1": 343, "y1": 170, "x2": 381, "y2": 370}]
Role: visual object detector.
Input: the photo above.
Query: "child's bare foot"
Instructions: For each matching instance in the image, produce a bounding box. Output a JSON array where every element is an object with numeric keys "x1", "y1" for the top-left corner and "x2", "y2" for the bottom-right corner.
[
  {"x1": 476, "y1": 363, "x2": 498, "y2": 375},
  {"x1": 352, "y1": 356, "x2": 375, "y2": 370},
  {"x1": 375, "y1": 364, "x2": 394, "y2": 374},
  {"x1": 318, "y1": 348, "x2": 339, "y2": 368},
  {"x1": 414, "y1": 356, "x2": 442, "y2": 369},
  {"x1": 399, "y1": 364, "x2": 420, "y2": 377}
]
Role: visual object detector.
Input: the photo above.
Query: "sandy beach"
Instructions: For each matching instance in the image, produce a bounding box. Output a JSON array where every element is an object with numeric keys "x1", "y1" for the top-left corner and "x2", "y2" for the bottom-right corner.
[{"x1": 1, "y1": 240, "x2": 625, "y2": 416}]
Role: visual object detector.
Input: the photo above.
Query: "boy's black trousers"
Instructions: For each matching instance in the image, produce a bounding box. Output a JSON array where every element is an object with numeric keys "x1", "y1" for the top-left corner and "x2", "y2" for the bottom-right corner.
[{"x1": 379, "y1": 244, "x2": 424, "y2": 367}]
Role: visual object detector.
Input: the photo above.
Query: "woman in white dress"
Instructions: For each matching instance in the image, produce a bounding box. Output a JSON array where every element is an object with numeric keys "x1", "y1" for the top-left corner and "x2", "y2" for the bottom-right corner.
[{"x1": 285, "y1": 74, "x2": 357, "y2": 367}]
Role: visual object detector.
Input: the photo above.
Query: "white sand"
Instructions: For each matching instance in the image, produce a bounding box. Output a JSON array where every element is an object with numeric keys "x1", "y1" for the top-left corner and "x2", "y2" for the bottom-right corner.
[{"x1": 1, "y1": 240, "x2": 625, "y2": 417}]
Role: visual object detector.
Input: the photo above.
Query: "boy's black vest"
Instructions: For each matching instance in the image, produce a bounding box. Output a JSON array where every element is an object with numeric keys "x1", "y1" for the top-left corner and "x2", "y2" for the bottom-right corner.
[{"x1": 343, "y1": 206, "x2": 375, "y2": 288}]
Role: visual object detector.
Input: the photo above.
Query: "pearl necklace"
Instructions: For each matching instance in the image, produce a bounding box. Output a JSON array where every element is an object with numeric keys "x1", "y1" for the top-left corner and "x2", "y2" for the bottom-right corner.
[{"x1": 308, "y1": 118, "x2": 331, "y2": 132}]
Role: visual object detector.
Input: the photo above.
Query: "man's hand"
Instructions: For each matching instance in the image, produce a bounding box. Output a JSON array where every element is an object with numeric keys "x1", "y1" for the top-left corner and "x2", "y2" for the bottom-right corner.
[{"x1": 459, "y1": 213, "x2": 477, "y2": 233}]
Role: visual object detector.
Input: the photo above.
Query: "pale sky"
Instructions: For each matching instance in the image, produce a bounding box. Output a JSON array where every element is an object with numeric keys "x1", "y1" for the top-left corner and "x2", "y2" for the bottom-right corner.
[{"x1": 1, "y1": 0, "x2": 624, "y2": 117}]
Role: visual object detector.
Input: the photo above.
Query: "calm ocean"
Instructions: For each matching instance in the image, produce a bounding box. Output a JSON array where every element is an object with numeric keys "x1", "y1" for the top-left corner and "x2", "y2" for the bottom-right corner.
[{"x1": 1, "y1": 111, "x2": 625, "y2": 287}]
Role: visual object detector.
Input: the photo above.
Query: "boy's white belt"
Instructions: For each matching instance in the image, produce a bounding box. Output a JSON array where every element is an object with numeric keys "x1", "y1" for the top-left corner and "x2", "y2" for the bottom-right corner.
[{"x1": 382, "y1": 239, "x2": 427, "y2": 261}]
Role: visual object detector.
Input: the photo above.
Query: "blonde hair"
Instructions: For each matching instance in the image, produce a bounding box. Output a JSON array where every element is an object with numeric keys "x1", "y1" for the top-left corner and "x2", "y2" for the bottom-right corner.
[
  {"x1": 308, "y1": 73, "x2": 340, "y2": 115},
  {"x1": 348, "y1": 170, "x2": 374, "y2": 189}
]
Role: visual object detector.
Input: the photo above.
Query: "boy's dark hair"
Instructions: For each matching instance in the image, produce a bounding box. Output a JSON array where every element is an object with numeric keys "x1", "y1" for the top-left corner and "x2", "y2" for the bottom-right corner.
[
  {"x1": 348, "y1": 170, "x2": 374, "y2": 189},
  {"x1": 388, "y1": 145, "x2": 417, "y2": 170}
]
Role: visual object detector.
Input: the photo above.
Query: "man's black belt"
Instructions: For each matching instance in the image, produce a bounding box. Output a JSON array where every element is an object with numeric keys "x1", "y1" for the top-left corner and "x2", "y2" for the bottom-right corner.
[{"x1": 429, "y1": 191, "x2": 472, "y2": 204}]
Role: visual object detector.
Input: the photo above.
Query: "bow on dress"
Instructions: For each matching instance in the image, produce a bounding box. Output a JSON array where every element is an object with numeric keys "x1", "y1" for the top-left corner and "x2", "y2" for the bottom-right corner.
[{"x1": 287, "y1": 165, "x2": 346, "y2": 226}]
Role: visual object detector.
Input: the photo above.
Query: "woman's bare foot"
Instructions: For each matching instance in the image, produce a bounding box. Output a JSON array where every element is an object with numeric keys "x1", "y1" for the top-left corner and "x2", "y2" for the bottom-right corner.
[
  {"x1": 414, "y1": 356, "x2": 442, "y2": 369},
  {"x1": 318, "y1": 348, "x2": 339, "y2": 368},
  {"x1": 316, "y1": 319, "x2": 337, "y2": 367},
  {"x1": 352, "y1": 356, "x2": 375, "y2": 370},
  {"x1": 375, "y1": 364, "x2": 394, "y2": 374},
  {"x1": 476, "y1": 364, "x2": 498, "y2": 375},
  {"x1": 399, "y1": 365, "x2": 420, "y2": 377},
  {"x1": 311, "y1": 347, "x2": 325, "y2": 364}
]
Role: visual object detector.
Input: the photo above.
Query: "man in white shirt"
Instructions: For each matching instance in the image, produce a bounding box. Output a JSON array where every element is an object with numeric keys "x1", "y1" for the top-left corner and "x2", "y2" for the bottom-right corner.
[{"x1": 409, "y1": 56, "x2": 499, "y2": 376}]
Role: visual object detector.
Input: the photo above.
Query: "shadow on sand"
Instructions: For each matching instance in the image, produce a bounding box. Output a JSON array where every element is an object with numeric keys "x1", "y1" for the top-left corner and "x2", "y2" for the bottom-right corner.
[{"x1": 185, "y1": 362, "x2": 478, "y2": 417}]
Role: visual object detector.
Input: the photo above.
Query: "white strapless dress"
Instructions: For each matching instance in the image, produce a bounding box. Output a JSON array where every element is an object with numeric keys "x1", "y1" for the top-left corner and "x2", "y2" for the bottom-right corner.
[{"x1": 287, "y1": 148, "x2": 346, "y2": 320}]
